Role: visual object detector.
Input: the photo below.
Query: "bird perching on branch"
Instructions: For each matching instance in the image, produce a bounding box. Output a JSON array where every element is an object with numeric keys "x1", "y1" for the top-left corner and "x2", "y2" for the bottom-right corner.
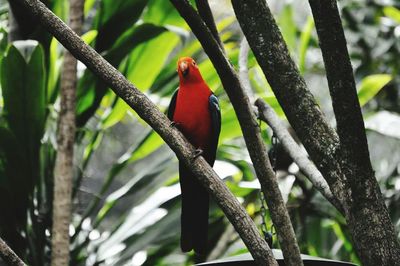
[{"x1": 168, "y1": 57, "x2": 221, "y2": 256}]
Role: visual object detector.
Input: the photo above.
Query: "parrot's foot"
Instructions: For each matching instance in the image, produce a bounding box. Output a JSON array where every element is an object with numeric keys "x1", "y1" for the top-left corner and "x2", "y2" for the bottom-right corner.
[
  {"x1": 170, "y1": 121, "x2": 181, "y2": 128},
  {"x1": 192, "y1": 149, "x2": 204, "y2": 160}
]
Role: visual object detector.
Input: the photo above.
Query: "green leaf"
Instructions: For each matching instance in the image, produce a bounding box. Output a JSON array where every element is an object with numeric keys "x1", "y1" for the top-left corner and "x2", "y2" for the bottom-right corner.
[
  {"x1": 76, "y1": 24, "x2": 167, "y2": 126},
  {"x1": 1, "y1": 43, "x2": 46, "y2": 186},
  {"x1": 358, "y1": 74, "x2": 392, "y2": 106},
  {"x1": 50, "y1": 0, "x2": 69, "y2": 22},
  {"x1": 278, "y1": 5, "x2": 297, "y2": 53},
  {"x1": 47, "y1": 37, "x2": 62, "y2": 103},
  {"x1": 81, "y1": 30, "x2": 98, "y2": 45},
  {"x1": 125, "y1": 31, "x2": 179, "y2": 91},
  {"x1": 102, "y1": 98, "x2": 129, "y2": 129},
  {"x1": 383, "y1": 6, "x2": 400, "y2": 24},
  {"x1": 107, "y1": 23, "x2": 167, "y2": 66},
  {"x1": 128, "y1": 131, "x2": 165, "y2": 162},
  {"x1": 299, "y1": 16, "x2": 314, "y2": 74},
  {"x1": 94, "y1": 0, "x2": 148, "y2": 52},
  {"x1": 143, "y1": 0, "x2": 188, "y2": 27},
  {"x1": 84, "y1": 0, "x2": 96, "y2": 16}
]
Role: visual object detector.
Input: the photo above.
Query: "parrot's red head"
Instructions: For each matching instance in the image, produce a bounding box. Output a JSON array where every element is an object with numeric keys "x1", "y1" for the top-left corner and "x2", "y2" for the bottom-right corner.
[{"x1": 177, "y1": 57, "x2": 203, "y2": 83}]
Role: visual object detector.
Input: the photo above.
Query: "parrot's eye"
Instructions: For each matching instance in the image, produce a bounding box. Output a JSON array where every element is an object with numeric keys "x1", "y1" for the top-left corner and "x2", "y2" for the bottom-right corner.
[{"x1": 192, "y1": 61, "x2": 196, "y2": 66}]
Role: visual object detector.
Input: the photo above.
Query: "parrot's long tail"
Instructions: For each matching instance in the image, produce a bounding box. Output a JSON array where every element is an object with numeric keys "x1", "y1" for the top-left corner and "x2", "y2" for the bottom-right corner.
[{"x1": 179, "y1": 162, "x2": 209, "y2": 256}]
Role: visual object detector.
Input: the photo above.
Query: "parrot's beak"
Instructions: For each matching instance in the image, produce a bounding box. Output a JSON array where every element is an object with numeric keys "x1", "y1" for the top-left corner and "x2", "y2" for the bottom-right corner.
[{"x1": 179, "y1": 61, "x2": 189, "y2": 77}]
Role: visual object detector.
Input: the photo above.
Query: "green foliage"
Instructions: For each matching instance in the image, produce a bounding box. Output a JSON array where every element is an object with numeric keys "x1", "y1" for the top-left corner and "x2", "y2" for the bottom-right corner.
[
  {"x1": 358, "y1": 74, "x2": 392, "y2": 106},
  {"x1": 0, "y1": 42, "x2": 47, "y2": 264},
  {"x1": 0, "y1": 0, "x2": 399, "y2": 265}
]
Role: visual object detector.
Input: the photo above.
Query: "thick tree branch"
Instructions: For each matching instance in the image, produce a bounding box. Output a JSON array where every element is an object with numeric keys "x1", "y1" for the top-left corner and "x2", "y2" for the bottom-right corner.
[
  {"x1": 51, "y1": 0, "x2": 83, "y2": 265},
  {"x1": 309, "y1": 1, "x2": 400, "y2": 265},
  {"x1": 255, "y1": 99, "x2": 343, "y2": 213},
  {"x1": 308, "y1": 0, "x2": 375, "y2": 203},
  {"x1": 169, "y1": 1, "x2": 303, "y2": 265},
  {"x1": 0, "y1": 237, "x2": 25, "y2": 266},
  {"x1": 231, "y1": 0, "x2": 349, "y2": 211},
  {"x1": 14, "y1": 0, "x2": 272, "y2": 264},
  {"x1": 194, "y1": 0, "x2": 225, "y2": 53}
]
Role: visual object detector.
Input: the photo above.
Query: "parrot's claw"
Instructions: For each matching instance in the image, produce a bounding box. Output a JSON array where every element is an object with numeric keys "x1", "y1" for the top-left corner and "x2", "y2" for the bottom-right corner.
[
  {"x1": 170, "y1": 121, "x2": 181, "y2": 128},
  {"x1": 192, "y1": 149, "x2": 204, "y2": 160}
]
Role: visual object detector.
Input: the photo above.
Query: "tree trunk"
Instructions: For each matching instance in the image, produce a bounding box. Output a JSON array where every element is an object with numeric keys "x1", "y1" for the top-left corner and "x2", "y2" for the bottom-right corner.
[{"x1": 50, "y1": 0, "x2": 83, "y2": 265}]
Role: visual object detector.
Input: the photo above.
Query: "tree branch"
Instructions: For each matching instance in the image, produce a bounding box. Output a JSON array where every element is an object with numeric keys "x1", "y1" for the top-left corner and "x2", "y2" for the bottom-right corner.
[
  {"x1": 169, "y1": 1, "x2": 303, "y2": 265},
  {"x1": 230, "y1": 0, "x2": 349, "y2": 210},
  {"x1": 0, "y1": 237, "x2": 25, "y2": 266},
  {"x1": 14, "y1": 0, "x2": 273, "y2": 264},
  {"x1": 51, "y1": 0, "x2": 83, "y2": 265},
  {"x1": 255, "y1": 98, "x2": 343, "y2": 213},
  {"x1": 308, "y1": 0, "x2": 374, "y2": 200},
  {"x1": 194, "y1": 0, "x2": 225, "y2": 53}
]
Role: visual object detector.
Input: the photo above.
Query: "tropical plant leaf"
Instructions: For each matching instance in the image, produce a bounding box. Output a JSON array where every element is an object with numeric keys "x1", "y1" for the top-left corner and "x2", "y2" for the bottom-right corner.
[
  {"x1": 383, "y1": 6, "x2": 400, "y2": 24},
  {"x1": 1, "y1": 43, "x2": 46, "y2": 185},
  {"x1": 357, "y1": 74, "x2": 392, "y2": 106},
  {"x1": 299, "y1": 16, "x2": 314, "y2": 74},
  {"x1": 94, "y1": 0, "x2": 148, "y2": 52},
  {"x1": 278, "y1": 4, "x2": 297, "y2": 53}
]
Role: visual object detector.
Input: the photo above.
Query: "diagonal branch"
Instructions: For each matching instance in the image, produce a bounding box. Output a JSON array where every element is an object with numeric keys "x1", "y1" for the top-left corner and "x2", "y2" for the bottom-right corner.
[
  {"x1": 169, "y1": 1, "x2": 303, "y2": 265},
  {"x1": 230, "y1": 0, "x2": 349, "y2": 210},
  {"x1": 0, "y1": 237, "x2": 25, "y2": 266},
  {"x1": 14, "y1": 0, "x2": 272, "y2": 264},
  {"x1": 195, "y1": 0, "x2": 225, "y2": 53},
  {"x1": 255, "y1": 98, "x2": 343, "y2": 214}
]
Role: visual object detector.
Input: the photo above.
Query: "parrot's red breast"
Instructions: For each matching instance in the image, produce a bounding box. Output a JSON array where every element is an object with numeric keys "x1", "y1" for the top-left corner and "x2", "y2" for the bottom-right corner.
[{"x1": 173, "y1": 57, "x2": 213, "y2": 148}]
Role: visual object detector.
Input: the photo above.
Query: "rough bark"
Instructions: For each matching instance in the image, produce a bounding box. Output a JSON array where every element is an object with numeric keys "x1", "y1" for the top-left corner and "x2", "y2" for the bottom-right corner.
[
  {"x1": 51, "y1": 0, "x2": 83, "y2": 265},
  {"x1": 14, "y1": 0, "x2": 273, "y2": 264},
  {"x1": 256, "y1": 99, "x2": 343, "y2": 213},
  {"x1": 231, "y1": 0, "x2": 349, "y2": 214},
  {"x1": 169, "y1": 1, "x2": 303, "y2": 265},
  {"x1": 309, "y1": 1, "x2": 400, "y2": 265},
  {"x1": 0, "y1": 237, "x2": 26, "y2": 266}
]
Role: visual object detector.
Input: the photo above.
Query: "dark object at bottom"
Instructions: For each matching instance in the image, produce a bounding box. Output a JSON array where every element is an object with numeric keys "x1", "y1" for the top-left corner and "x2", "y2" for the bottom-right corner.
[{"x1": 196, "y1": 249, "x2": 358, "y2": 266}]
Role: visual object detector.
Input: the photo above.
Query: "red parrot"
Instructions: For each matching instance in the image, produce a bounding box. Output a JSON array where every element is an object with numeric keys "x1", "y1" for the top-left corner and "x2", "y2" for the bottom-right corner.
[{"x1": 168, "y1": 57, "x2": 221, "y2": 255}]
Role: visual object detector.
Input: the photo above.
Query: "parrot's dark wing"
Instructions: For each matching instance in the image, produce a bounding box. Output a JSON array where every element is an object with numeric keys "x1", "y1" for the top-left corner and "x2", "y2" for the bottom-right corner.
[
  {"x1": 167, "y1": 89, "x2": 179, "y2": 120},
  {"x1": 208, "y1": 93, "x2": 221, "y2": 166}
]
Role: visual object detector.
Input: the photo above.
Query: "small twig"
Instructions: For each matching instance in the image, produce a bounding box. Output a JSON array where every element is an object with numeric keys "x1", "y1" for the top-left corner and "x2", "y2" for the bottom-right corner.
[
  {"x1": 255, "y1": 98, "x2": 344, "y2": 214},
  {"x1": 0, "y1": 237, "x2": 26, "y2": 266},
  {"x1": 238, "y1": 38, "x2": 255, "y2": 103}
]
